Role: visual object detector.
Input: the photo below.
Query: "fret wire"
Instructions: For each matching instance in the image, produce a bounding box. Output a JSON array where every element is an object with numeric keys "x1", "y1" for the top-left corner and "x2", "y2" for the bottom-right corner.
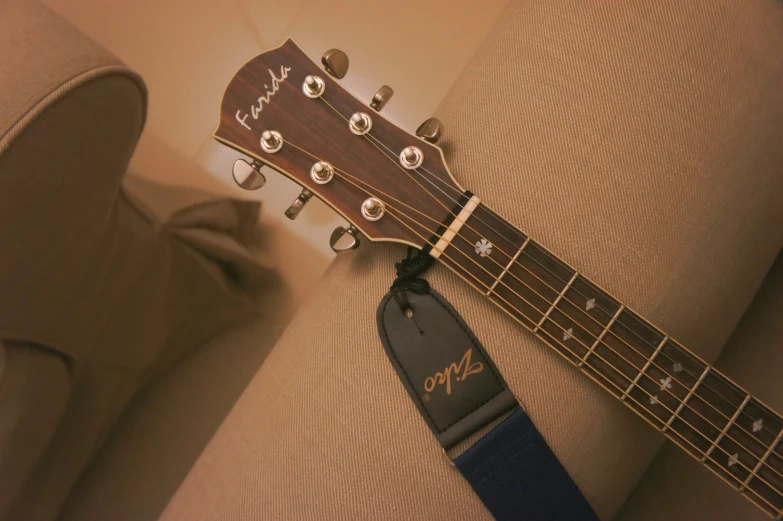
[
  {"x1": 391, "y1": 196, "x2": 783, "y2": 504},
  {"x1": 456, "y1": 209, "x2": 782, "y2": 452},
  {"x1": 578, "y1": 305, "x2": 625, "y2": 368},
  {"x1": 287, "y1": 136, "x2": 783, "y2": 494},
  {"x1": 663, "y1": 366, "x2": 710, "y2": 433},
  {"x1": 741, "y1": 427, "x2": 783, "y2": 492},
  {"x1": 532, "y1": 271, "x2": 579, "y2": 333},
  {"x1": 374, "y1": 206, "x2": 783, "y2": 515},
  {"x1": 486, "y1": 237, "x2": 530, "y2": 296},
  {"x1": 504, "y1": 238, "x2": 778, "y2": 440},
  {"x1": 353, "y1": 112, "x2": 778, "y2": 443},
  {"x1": 621, "y1": 336, "x2": 668, "y2": 402},
  {"x1": 702, "y1": 394, "x2": 752, "y2": 462},
  {"x1": 349, "y1": 101, "x2": 778, "y2": 444},
  {"x1": 287, "y1": 107, "x2": 783, "y2": 511},
  {"x1": 534, "y1": 327, "x2": 783, "y2": 515},
  {"x1": 464, "y1": 210, "x2": 780, "y2": 442}
]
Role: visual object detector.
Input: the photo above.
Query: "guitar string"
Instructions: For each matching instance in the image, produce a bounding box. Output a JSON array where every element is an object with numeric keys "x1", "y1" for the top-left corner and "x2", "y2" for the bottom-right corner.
[
  {"x1": 317, "y1": 94, "x2": 775, "y2": 440},
  {"x1": 353, "y1": 130, "x2": 779, "y2": 444},
  {"x1": 379, "y1": 204, "x2": 782, "y2": 514},
  {"x1": 292, "y1": 117, "x2": 783, "y2": 477},
  {"x1": 408, "y1": 157, "x2": 781, "y2": 441},
  {"x1": 356, "y1": 133, "x2": 783, "y2": 464},
  {"x1": 365, "y1": 187, "x2": 782, "y2": 511},
  {"x1": 360, "y1": 129, "x2": 779, "y2": 442},
  {"x1": 283, "y1": 136, "x2": 783, "y2": 494}
]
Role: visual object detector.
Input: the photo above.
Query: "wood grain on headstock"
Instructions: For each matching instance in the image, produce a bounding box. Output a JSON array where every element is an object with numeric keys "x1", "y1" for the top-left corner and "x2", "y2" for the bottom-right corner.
[{"x1": 215, "y1": 38, "x2": 464, "y2": 247}]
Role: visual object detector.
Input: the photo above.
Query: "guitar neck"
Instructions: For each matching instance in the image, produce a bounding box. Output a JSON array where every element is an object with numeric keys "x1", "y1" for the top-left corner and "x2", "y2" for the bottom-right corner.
[{"x1": 431, "y1": 201, "x2": 783, "y2": 518}]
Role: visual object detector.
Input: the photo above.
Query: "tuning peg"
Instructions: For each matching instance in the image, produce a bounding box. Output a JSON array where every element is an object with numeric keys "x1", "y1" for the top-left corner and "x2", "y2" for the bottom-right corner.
[
  {"x1": 321, "y1": 49, "x2": 349, "y2": 79},
  {"x1": 232, "y1": 159, "x2": 266, "y2": 190},
  {"x1": 415, "y1": 117, "x2": 443, "y2": 144},
  {"x1": 285, "y1": 189, "x2": 314, "y2": 220},
  {"x1": 370, "y1": 85, "x2": 393, "y2": 112},
  {"x1": 330, "y1": 225, "x2": 360, "y2": 253}
]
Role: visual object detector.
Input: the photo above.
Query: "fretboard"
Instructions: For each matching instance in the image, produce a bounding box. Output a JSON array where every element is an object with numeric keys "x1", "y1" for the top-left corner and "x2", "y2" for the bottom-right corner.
[{"x1": 434, "y1": 202, "x2": 783, "y2": 518}]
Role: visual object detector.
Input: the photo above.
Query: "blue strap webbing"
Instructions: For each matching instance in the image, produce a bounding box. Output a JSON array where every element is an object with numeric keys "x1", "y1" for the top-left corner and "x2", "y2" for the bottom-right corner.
[{"x1": 454, "y1": 407, "x2": 599, "y2": 521}]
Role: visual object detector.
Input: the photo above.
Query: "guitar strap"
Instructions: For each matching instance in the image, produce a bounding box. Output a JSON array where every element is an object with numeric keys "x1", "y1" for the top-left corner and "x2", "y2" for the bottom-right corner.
[{"x1": 377, "y1": 246, "x2": 599, "y2": 521}]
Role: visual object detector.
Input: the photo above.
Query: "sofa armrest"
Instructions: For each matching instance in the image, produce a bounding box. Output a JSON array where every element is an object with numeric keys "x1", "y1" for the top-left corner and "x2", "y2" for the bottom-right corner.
[{"x1": 0, "y1": 2, "x2": 274, "y2": 520}]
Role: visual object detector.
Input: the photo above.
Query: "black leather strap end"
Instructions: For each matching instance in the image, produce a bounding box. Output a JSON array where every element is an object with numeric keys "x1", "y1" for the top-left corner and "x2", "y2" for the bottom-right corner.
[{"x1": 377, "y1": 289, "x2": 518, "y2": 450}]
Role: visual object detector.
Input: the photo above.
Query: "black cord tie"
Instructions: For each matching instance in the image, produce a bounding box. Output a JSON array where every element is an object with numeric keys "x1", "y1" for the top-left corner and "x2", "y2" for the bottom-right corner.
[{"x1": 390, "y1": 246, "x2": 435, "y2": 312}]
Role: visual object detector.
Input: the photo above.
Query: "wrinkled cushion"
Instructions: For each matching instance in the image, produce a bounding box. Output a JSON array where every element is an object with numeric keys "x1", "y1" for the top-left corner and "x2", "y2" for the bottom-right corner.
[{"x1": 161, "y1": 0, "x2": 783, "y2": 520}]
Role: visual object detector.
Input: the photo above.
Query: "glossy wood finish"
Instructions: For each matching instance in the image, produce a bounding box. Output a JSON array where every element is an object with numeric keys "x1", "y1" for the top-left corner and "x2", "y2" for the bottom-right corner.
[
  {"x1": 217, "y1": 40, "x2": 783, "y2": 518},
  {"x1": 215, "y1": 39, "x2": 462, "y2": 247}
]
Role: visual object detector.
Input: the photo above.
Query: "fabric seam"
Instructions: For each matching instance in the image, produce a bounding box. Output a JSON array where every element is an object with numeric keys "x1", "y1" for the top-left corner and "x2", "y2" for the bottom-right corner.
[{"x1": 0, "y1": 65, "x2": 148, "y2": 157}]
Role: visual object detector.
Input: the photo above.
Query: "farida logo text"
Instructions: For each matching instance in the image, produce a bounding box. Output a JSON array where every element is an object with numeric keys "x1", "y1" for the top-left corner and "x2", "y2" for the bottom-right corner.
[{"x1": 235, "y1": 64, "x2": 292, "y2": 131}]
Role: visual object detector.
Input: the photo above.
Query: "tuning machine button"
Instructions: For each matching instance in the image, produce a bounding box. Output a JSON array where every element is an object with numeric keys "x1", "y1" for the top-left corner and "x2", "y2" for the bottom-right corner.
[
  {"x1": 302, "y1": 75, "x2": 325, "y2": 98},
  {"x1": 232, "y1": 159, "x2": 266, "y2": 190},
  {"x1": 285, "y1": 189, "x2": 314, "y2": 220},
  {"x1": 260, "y1": 130, "x2": 283, "y2": 153},
  {"x1": 361, "y1": 197, "x2": 385, "y2": 221},
  {"x1": 415, "y1": 118, "x2": 443, "y2": 144},
  {"x1": 349, "y1": 112, "x2": 373, "y2": 135},
  {"x1": 310, "y1": 161, "x2": 334, "y2": 184},
  {"x1": 330, "y1": 225, "x2": 360, "y2": 252},
  {"x1": 321, "y1": 49, "x2": 349, "y2": 79},
  {"x1": 399, "y1": 146, "x2": 424, "y2": 169},
  {"x1": 370, "y1": 85, "x2": 393, "y2": 111}
]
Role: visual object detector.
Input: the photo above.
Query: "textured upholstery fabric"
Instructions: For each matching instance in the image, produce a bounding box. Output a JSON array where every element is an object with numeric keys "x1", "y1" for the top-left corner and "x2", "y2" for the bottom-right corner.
[
  {"x1": 161, "y1": 0, "x2": 783, "y2": 520},
  {"x1": 0, "y1": 1, "x2": 277, "y2": 519},
  {"x1": 57, "y1": 278, "x2": 295, "y2": 521},
  {"x1": 616, "y1": 250, "x2": 783, "y2": 521},
  {"x1": 0, "y1": 2, "x2": 146, "y2": 517},
  {"x1": 0, "y1": 341, "x2": 69, "y2": 517}
]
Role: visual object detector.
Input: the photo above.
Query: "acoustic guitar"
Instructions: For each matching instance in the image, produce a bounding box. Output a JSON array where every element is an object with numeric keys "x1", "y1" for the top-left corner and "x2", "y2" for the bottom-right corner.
[{"x1": 216, "y1": 39, "x2": 783, "y2": 519}]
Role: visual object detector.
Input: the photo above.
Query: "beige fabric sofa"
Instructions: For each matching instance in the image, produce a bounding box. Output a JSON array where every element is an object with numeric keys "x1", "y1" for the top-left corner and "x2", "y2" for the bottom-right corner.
[
  {"x1": 2, "y1": 0, "x2": 783, "y2": 520},
  {"x1": 0, "y1": 0, "x2": 288, "y2": 519}
]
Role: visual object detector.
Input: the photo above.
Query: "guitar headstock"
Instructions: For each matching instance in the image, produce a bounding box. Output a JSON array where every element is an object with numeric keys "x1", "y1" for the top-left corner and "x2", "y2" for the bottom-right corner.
[{"x1": 215, "y1": 38, "x2": 465, "y2": 251}]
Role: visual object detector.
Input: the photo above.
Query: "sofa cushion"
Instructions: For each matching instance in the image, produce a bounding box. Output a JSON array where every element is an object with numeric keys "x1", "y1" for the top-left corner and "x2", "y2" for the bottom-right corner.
[{"x1": 161, "y1": 0, "x2": 783, "y2": 519}]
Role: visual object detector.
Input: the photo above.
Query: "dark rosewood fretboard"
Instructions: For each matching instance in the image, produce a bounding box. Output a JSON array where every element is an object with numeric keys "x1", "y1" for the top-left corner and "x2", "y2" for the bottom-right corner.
[{"x1": 434, "y1": 202, "x2": 783, "y2": 518}]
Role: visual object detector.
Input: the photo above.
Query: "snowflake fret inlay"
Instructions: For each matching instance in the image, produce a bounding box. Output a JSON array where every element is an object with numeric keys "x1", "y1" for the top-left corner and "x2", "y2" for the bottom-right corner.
[
  {"x1": 672, "y1": 363, "x2": 683, "y2": 373},
  {"x1": 650, "y1": 395, "x2": 659, "y2": 405},
  {"x1": 753, "y1": 419, "x2": 764, "y2": 433},
  {"x1": 585, "y1": 298, "x2": 596, "y2": 311},
  {"x1": 660, "y1": 376, "x2": 672, "y2": 391},
  {"x1": 562, "y1": 328, "x2": 573, "y2": 341},
  {"x1": 474, "y1": 239, "x2": 493, "y2": 257}
]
